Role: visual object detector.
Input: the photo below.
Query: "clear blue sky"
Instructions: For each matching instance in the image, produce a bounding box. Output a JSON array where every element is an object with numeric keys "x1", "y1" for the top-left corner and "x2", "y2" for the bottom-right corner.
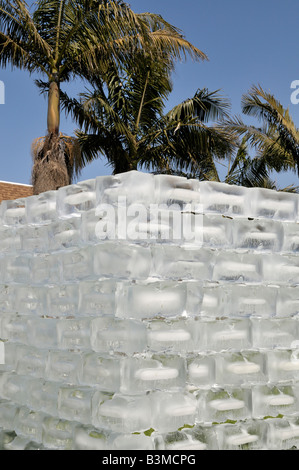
[{"x1": 1, "y1": 0, "x2": 299, "y2": 188}]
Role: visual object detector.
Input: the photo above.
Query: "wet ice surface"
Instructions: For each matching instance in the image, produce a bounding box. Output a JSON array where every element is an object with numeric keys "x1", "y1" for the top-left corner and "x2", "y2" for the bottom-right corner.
[{"x1": 0, "y1": 171, "x2": 299, "y2": 450}]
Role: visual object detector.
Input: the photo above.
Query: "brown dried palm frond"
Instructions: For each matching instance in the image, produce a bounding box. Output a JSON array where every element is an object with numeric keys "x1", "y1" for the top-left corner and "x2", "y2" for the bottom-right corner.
[{"x1": 31, "y1": 133, "x2": 81, "y2": 194}]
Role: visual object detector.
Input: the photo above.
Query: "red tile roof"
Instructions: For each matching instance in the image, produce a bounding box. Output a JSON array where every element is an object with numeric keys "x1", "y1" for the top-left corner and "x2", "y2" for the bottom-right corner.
[{"x1": 0, "y1": 181, "x2": 33, "y2": 203}]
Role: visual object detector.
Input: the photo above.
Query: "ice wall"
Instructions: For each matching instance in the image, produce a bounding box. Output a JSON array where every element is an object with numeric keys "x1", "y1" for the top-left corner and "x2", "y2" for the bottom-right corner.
[{"x1": 0, "y1": 170, "x2": 299, "y2": 450}]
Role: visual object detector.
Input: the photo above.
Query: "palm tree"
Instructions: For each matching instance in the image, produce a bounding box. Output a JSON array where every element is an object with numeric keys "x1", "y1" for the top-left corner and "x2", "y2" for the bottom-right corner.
[
  {"x1": 58, "y1": 51, "x2": 236, "y2": 177},
  {"x1": 222, "y1": 136, "x2": 299, "y2": 192},
  {"x1": 226, "y1": 84, "x2": 299, "y2": 178},
  {"x1": 0, "y1": 0, "x2": 206, "y2": 194},
  {"x1": 148, "y1": 88, "x2": 237, "y2": 180}
]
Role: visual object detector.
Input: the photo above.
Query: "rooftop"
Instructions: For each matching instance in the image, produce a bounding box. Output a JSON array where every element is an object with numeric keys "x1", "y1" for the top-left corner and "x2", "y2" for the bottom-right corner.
[{"x1": 0, "y1": 181, "x2": 33, "y2": 203}]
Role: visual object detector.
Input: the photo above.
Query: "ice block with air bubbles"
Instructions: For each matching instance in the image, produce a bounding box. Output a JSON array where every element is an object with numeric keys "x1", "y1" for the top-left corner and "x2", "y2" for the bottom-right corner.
[
  {"x1": 215, "y1": 350, "x2": 265, "y2": 386},
  {"x1": 1, "y1": 198, "x2": 27, "y2": 226},
  {"x1": 49, "y1": 217, "x2": 81, "y2": 251},
  {"x1": 57, "y1": 179, "x2": 96, "y2": 219},
  {"x1": 150, "y1": 391, "x2": 198, "y2": 434},
  {"x1": 252, "y1": 384, "x2": 298, "y2": 419},
  {"x1": 199, "y1": 181, "x2": 249, "y2": 217},
  {"x1": 78, "y1": 352, "x2": 121, "y2": 392},
  {"x1": 96, "y1": 171, "x2": 155, "y2": 207},
  {"x1": 249, "y1": 187, "x2": 298, "y2": 221},
  {"x1": 25, "y1": 190, "x2": 57, "y2": 225},
  {"x1": 233, "y1": 217, "x2": 283, "y2": 252},
  {"x1": 154, "y1": 174, "x2": 201, "y2": 208},
  {"x1": 90, "y1": 316, "x2": 147, "y2": 355},
  {"x1": 120, "y1": 354, "x2": 186, "y2": 394},
  {"x1": 200, "y1": 387, "x2": 251, "y2": 424},
  {"x1": 115, "y1": 280, "x2": 188, "y2": 320},
  {"x1": 94, "y1": 394, "x2": 152, "y2": 433}
]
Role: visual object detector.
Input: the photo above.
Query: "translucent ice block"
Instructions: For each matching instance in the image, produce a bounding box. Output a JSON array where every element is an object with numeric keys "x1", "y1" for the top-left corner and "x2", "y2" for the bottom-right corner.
[
  {"x1": 233, "y1": 218, "x2": 283, "y2": 252},
  {"x1": 0, "y1": 226, "x2": 21, "y2": 253},
  {"x1": 91, "y1": 317, "x2": 147, "y2": 354},
  {"x1": 251, "y1": 318, "x2": 298, "y2": 349},
  {"x1": 151, "y1": 245, "x2": 214, "y2": 281},
  {"x1": 212, "y1": 251, "x2": 262, "y2": 283},
  {"x1": 276, "y1": 286, "x2": 299, "y2": 317},
  {"x1": 154, "y1": 174, "x2": 201, "y2": 207},
  {"x1": 267, "y1": 417, "x2": 299, "y2": 450},
  {"x1": 47, "y1": 284, "x2": 79, "y2": 317},
  {"x1": 14, "y1": 406, "x2": 45, "y2": 443},
  {"x1": 146, "y1": 318, "x2": 198, "y2": 354},
  {"x1": 31, "y1": 253, "x2": 62, "y2": 285},
  {"x1": 0, "y1": 314, "x2": 29, "y2": 344},
  {"x1": 58, "y1": 386, "x2": 94, "y2": 424},
  {"x1": 81, "y1": 208, "x2": 107, "y2": 245},
  {"x1": 16, "y1": 346, "x2": 48, "y2": 378},
  {"x1": 78, "y1": 352, "x2": 121, "y2": 392},
  {"x1": 96, "y1": 171, "x2": 155, "y2": 207},
  {"x1": 94, "y1": 393, "x2": 152, "y2": 433},
  {"x1": 218, "y1": 420, "x2": 267, "y2": 450},
  {"x1": 198, "y1": 387, "x2": 251, "y2": 424},
  {"x1": 73, "y1": 426, "x2": 109, "y2": 450},
  {"x1": 14, "y1": 285, "x2": 47, "y2": 316},
  {"x1": 267, "y1": 349, "x2": 299, "y2": 383},
  {"x1": 57, "y1": 317, "x2": 91, "y2": 350},
  {"x1": 93, "y1": 241, "x2": 151, "y2": 280},
  {"x1": 161, "y1": 425, "x2": 218, "y2": 450},
  {"x1": 204, "y1": 319, "x2": 251, "y2": 353},
  {"x1": 61, "y1": 247, "x2": 93, "y2": 282},
  {"x1": 49, "y1": 217, "x2": 81, "y2": 251},
  {"x1": 215, "y1": 351, "x2": 266, "y2": 386},
  {"x1": 57, "y1": 179, "x2": 96, "y2": 218},
  {"x1": 26, "y1": 317, "x2": 58, "y2": 349},
  {"x1": 262, "y1": 253, "x2": 299, "y2": 284},
  {"x1": 187, "y1": 354, "x2": 216, "y2": 389},
  {"x1": 120, "y1": 354, "x2": 186, "y2": 394},
  {"x1": 201, "y1": 213, "x2": 232, "y2": 248},
  {"x1": 3, "y1": 435, "x2": 31, "y2": 450},
  {"x1": 230, "y1": 284, "x2": 277, "y2": 318},
  {"x1": 252, "y1": 384, "x2": 298, "y2": 419},
  {"x1": 109, "y1": 432, "x2": 155, "y2": 450},
  {"x1": 2, "y1": 254, "x2": 32, "y2": 284},
  {"x1": 0, "y1": 284, "x2": 16, "y2": 314},
  {"x1": 1, "y1": 342, "x2": 23, "y2": 371},
  {"x1": 0, "y1": 400, "x2": 19, "y2": 430},
  {"x1": 25, "y1": 190, "x2": 57, "y2": 225},
  {"x1": 0, "y1": 372, "x2": 30, "y2": 404},
  {"x1": 199, "y1": 181, "x2": 249, "y2": 217},
  {"x1": 78, "y1": 279, "x2": 116, "y2": 316},
  {"x1": 249, "y1": 187, "x2": 298, "y2": 221},
  {"x1": 198, "y1": 283, "x2": 231, "y2": 318},
  {"x1": 146, "y1": 205, "x2": 203, "y2": 245},
  {"x1": 27, "y1": 379, "x2": 60, "y2": 415},
  {"x1": 45, "y1": 350, "x2": 82, "y2": 383},
  {"x1": 42, "y1": 417, "x2": 75, "y2": 450},
  {"x1": 1, "y1": 198, "x2": 27, "y2": 226},
  {"x1": 116, "y1": 280, "x2": 187, "y2": 320},
  {"x1": 151, "y1": 391, "x2": 197, "y2": 433},
  {"x1": 282, "y1": 222, "x2": 299, "y2": 253}
]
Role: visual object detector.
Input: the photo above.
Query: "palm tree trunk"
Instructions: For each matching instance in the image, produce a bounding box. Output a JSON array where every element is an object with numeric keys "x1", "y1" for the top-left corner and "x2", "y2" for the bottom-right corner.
[
  {"x1": 47, "y1": 78, "x2": 60, "y2": 135},
  {"x1": 31, "y1": 75, "x2": 72, "y2": 194}
]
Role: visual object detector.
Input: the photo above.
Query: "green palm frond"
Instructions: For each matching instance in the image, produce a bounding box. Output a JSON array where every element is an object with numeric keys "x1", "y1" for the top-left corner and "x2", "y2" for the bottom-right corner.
[{"x1": 165, "y1": 88, "x2": 231, "y2": 124}]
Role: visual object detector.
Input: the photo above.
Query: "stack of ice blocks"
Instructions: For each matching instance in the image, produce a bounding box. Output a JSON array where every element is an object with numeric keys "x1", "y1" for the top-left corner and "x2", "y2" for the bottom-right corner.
[{"x1": 0, "y1": 170, "x2": 299, "y2": 450}]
